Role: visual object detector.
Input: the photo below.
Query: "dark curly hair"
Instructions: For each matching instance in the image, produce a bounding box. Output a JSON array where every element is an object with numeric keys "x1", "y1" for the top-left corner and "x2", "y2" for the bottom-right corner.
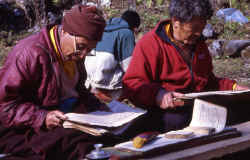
[
  {"x1": 121, "y1": 10, "x2": 140, "y2": 29},
  {"x1": 169, "y1": 0, "x2": 213, "y2": 22}
]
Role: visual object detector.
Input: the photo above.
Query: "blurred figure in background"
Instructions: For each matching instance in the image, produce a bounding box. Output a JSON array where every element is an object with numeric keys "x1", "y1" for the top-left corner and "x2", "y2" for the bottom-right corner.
[{"x1": 84, "y1": 10, "x2": 141, "y2": 102}]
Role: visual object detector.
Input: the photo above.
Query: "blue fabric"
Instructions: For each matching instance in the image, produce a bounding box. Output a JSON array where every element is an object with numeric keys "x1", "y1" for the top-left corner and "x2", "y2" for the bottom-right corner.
[
  {"x1": 59, "y1": 97, "x2": 77, "y2": 113},
  {"x1": 95, "y1": 17, "x2": 135, "y2": 62}
]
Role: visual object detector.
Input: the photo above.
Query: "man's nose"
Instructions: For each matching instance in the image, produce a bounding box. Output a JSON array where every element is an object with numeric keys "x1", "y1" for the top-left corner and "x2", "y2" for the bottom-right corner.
[{"x1": 194, "y1": 30, "x2": 202, "y2": 37}]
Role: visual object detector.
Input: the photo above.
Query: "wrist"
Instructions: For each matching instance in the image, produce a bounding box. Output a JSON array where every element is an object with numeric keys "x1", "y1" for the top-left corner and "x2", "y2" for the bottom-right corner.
[
  {"x1": 156, "y1": 89, "x2": 167, "y2": 106},
  {"x1": 232, "y1": 83, "x2": 237, "y2": 91}
]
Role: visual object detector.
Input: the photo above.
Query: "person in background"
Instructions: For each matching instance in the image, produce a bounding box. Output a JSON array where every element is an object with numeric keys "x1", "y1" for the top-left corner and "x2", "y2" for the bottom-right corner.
[
  {"x1": 0, "y1": 4, "x2": 119, "y2": 160},
  {"x1": 122, "y1": 0, "x2": 249, "y2": 135},
  {"x1": 84, "y1": 10, "x2": 141, "y2": 102}
]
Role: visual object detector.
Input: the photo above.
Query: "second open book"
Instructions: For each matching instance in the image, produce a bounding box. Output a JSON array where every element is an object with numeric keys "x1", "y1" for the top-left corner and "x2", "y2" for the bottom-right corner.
[
  {"x1": 62, "y1": 100, "x2": 147, "y2": 136},
  {"x1": 114, "y1": 98, "x2": 239, "y2": 152}
]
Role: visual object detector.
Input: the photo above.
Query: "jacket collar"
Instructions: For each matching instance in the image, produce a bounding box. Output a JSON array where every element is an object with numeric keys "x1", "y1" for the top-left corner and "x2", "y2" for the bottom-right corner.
[{"x1": 155, "y1": 20, "x2": 173, "y2": 44}]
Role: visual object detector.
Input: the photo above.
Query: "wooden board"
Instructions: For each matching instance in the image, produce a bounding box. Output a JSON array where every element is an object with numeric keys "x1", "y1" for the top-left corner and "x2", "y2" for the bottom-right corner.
[{"x1": 141, "y1": 121, "x2": 250, "y2": 160}]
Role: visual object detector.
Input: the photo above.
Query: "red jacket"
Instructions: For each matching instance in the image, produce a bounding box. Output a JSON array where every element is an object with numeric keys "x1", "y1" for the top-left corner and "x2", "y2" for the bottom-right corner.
[
  {"x1": 0, "y1": 25, "x2": 101, "y2": 132},
  {"x1": 122, "y1": 20, "x2": 235, "y2": 108}
]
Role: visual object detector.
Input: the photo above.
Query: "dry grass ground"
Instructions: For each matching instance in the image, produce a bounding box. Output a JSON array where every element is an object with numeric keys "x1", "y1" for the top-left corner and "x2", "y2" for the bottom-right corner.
[{"x1": 213, "y1": 57, "x2": 250, "y2": 87}]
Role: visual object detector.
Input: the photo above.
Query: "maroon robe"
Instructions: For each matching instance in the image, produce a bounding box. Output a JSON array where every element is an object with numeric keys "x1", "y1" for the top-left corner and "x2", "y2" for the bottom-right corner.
[{"x1": 0, "y1": 25, "x2": 121, "y2": 159}]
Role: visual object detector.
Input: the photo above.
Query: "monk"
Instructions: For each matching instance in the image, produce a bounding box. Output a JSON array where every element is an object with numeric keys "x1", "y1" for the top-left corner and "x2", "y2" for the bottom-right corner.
[{"x1": 0, "y1": 4, "x2": 120, "y2": 160}]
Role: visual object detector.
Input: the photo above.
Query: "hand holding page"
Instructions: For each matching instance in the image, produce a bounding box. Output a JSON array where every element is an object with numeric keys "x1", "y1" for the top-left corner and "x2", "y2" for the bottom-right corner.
[{"x1": 62, "y1": 100, "x2": 147, "y2": 136}]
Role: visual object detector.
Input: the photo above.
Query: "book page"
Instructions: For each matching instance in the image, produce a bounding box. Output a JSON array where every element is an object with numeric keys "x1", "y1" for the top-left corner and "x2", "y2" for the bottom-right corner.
[
  {"x1": 184, "y1": 89, "x2": 250, "y2": 99},
  {"x1": 65, "y1": 100, "x2": 147, "y2": 128},
  {"x1": 63, "y1": 121, "x2": 108, "y2": 136},
  {"x1": 189, "y1": 99, "x2": 227, "y2": 132}
]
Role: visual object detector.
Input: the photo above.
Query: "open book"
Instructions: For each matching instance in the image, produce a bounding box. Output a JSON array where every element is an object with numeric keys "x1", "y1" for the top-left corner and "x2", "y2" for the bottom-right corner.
[
  {"x1": 63, "y1": 100, "x2": 147, "y2": 136},
  {"x1": 183, "y1": 89, "x2": 250, "y2": 99}
]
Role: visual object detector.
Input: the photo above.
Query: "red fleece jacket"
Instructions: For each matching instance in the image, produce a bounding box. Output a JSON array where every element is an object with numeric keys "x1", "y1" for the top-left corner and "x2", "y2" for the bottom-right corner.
[{"x1": 122, "y1": 20, "x2": 235, "y2": 108}]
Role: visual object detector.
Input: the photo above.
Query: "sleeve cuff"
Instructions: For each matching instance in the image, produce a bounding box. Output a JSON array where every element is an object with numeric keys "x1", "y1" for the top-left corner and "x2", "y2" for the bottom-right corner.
[{"x1": 33, "y1": 109, "x2": 48, "y2": 133}]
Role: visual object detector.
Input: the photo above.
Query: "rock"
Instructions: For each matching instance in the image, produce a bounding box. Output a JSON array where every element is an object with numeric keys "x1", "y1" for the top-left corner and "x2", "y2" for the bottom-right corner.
[
  {"x1": 203, "y1": 23, "x2": 214, "y2": 38},
  {"x1": 208, "y1": 39, "x2": 225, "y2": 57},
  {"x1": 241, "y1": 46, "x2": 250, "y2": 64},
  {"x1": 224, "y1": 40, "x2": 250, "y2": 57},
  {"x1": 216, "y1": 8, "x2": 249, "y2": 25},
  {"x1": 213, "y1": 19, "x2": 224, "y2": 36},
  {"x1": 208, "y1": 40, "x2": 250, "y2": 58}
]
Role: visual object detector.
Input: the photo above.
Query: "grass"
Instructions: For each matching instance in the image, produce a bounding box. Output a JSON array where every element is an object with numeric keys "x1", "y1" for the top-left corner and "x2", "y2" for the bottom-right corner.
[{"x1": 0, "y1": 31, "x2": 31, "y2": 66}]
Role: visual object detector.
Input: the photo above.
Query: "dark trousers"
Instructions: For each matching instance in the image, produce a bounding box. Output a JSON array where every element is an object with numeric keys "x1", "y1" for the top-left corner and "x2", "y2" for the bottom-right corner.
[{"x1": 0, "y1": 127, "x2": 122, "y2": 160}]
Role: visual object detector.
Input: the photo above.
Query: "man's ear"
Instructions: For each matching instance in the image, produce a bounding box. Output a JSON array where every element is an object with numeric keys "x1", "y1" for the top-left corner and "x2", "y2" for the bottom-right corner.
[
  {"x1": 61, "y1": 28, "x2": 68, "y2": 37},
  {"x1": 171, "y1": 18, "x2": 181, "y2": 30}
]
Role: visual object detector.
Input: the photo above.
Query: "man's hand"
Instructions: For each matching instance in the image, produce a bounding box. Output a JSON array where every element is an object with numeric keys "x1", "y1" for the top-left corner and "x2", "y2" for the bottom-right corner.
[
  {"x1": 156, "y1": 89, "x2": 185, "y2": 109},
  {"x1": 45, "y1": 110, "x2": 68, "y2": 130}
]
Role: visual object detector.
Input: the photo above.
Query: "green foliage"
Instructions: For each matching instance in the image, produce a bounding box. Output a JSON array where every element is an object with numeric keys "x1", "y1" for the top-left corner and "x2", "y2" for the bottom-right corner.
[
  {"x1": 51, "y1": 0, "x2": 69, "y2": 7},
  {"x1": 0, "y1": 31, "x2": 31, "y2": 66},
  {"x1": 221, "y1": 22, "x2": 245, "y2": 40},
  {"x1": 156, "y1": 0, "x2": 164, "y2": 6},
  {"x1": 146, "y1": 0, "x2": 153, "y2": 8},
  {"x1": 136, "y1": 0, "x2": 143, "y2": 5},
  {"x1": 51, "y1": 0, "x2": 61, "y2": 7},
  {"x1": 103, "y1": 8, "x2": 121, "y2": 19},
  {"x1": 137, "y1": 0, "x2": 165, "y2": 8},
  {"x1": 141, "y1": 12, "x2": 161, "y2": 31},
  {"x1": 229, "y1": 0, "x2": 239, "y2": 8}
]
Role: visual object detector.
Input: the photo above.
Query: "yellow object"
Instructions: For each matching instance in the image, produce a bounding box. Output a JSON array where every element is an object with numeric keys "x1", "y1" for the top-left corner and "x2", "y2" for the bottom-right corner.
[
  {"x1": 49, "y1": 26, "x2": 76, "y2": 79},
  {"x1": 232, "y1": 83, "x2": 237, "y2": 91},
  {"x1": 133, "y1": 137, "x2": 147, "y2": 149},
  {"x1": 132, "y1": 132, "x2": 159, "y2": 149}
]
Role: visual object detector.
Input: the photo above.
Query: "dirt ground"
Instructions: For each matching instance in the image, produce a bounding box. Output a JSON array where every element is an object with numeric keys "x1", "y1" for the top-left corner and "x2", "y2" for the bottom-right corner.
[{"x1": 213, "y1": 57, "x2": 250, "y2": 87}]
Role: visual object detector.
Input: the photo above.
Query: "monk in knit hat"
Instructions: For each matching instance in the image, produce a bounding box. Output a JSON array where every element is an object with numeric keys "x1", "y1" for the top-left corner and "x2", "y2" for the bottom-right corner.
[{"x1": 0, "y1": 4, "x2": 121, "y2": 160}]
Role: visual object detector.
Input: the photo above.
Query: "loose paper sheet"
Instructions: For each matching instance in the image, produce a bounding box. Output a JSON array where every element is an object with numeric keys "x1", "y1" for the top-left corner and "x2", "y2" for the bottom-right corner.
[{"x1": 65, "y1": 100, "x2": 147, "y2": 128}]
